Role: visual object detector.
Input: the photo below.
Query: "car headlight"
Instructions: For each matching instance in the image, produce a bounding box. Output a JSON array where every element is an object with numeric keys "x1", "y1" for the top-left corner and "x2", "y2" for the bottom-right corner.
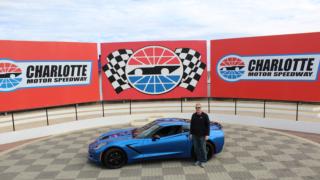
[{"x1": 94, "y1": 142, "x2": 107, "y2": 150}]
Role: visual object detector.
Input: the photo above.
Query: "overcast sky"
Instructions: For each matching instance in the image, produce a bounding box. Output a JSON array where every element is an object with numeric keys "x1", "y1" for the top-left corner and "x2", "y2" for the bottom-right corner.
[{"x1": 0, "y1": 0, "x2": 319, "y2": 43}]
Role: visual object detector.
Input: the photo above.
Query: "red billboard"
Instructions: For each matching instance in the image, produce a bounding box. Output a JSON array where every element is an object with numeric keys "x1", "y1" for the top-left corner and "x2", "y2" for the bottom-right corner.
[
  {"x1": 101, "y1": 41, "x2": 207, "y2": 100},
  {"x1": 0, "y1": 40, "x2": 100, "y2": 112},
  {"x1": 211, "y1": 32, "x2": 320, "y2": 102}
]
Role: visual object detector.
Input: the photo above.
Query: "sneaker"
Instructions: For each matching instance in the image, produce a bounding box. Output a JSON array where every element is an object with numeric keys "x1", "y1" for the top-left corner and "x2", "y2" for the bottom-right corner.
[
  {"x1": 194, "y1": 161, "x2": 200, "y2": 166},
  {"x1": 198, "y1": 162, "x2": 205, "y2": 168}
]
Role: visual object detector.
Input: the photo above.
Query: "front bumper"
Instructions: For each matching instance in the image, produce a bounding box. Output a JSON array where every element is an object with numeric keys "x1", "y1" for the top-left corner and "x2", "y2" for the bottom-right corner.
[
  {"x1": 88, "y1": 143, "x2": 103, "y2": 164},
  {"x1": 88, "y1": 151, "x2": 101, "y2": 163}
]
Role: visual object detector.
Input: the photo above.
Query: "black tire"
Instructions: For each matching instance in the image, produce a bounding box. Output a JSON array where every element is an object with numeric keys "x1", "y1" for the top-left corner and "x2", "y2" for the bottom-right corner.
[
  {"x1": 102, "y1": 148, "x2": 126, "y2": 169},
  {"x1": 191, "y1": 141, "x2": 215, "y2": 161},
  {"x1": 206, "y1": 142, "x2": 215, "y2": 160}
]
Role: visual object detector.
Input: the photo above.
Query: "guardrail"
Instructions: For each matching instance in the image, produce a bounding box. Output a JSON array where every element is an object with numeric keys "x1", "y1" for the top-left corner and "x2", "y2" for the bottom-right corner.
[
  {"x1": 0, "y1": 98, "x2": 319, "y2": 133},
  {"x1": 0, "y1": 98, "x2": 320, "y2": 132}
]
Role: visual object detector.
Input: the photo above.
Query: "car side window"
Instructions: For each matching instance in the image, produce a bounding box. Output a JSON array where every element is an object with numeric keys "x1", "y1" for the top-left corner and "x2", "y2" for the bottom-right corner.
[
  {"x1": 182, "y1": 125, "x2": 190, "y2": 133},
  {"x1": 154, "y1": 126, "x2": 182, "y2": 137}
]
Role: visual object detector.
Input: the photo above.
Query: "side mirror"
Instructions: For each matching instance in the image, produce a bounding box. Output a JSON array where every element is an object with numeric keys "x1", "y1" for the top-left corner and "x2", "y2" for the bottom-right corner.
[{"x1": 152, "y1": 134, "x2": 160, "y2": 141}]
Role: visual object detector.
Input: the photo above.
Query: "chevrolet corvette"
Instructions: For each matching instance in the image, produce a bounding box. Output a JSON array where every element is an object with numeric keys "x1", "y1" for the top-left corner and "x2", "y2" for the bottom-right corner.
[{"x1": 88, "y1": 118, "x2": 224, "y2": 169}]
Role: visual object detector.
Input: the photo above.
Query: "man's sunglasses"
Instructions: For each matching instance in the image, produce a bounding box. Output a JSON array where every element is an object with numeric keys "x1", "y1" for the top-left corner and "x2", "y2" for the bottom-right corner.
[{"x1": 196, "y1": 107, "x2": 201, "y2": 109}]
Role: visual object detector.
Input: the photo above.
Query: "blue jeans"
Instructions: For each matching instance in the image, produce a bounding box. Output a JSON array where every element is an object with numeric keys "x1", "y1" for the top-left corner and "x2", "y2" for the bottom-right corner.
[{"x1": 192, "y1": 135, "x2": 207, "y2": 163}]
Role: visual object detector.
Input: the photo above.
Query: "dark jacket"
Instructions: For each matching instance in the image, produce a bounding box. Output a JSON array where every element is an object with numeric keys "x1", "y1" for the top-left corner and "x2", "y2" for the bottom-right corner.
[{"x1": 190, "y1": 112, "x2": 210, "y2": 136}]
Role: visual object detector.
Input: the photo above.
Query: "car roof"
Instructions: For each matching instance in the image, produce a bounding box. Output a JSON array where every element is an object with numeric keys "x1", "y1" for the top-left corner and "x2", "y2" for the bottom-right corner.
[{"x1": 154, "y1": 118, "x2": 190, "y2": 126}]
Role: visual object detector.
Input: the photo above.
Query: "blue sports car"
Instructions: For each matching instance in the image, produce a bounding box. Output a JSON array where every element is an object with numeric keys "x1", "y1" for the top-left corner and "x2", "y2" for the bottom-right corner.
[{"x1": 88, "y1": 118, "x2": 224, "y2": 169}]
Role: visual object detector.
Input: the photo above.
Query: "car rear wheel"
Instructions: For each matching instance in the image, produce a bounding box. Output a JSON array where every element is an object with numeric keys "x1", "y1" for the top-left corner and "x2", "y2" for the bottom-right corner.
[
  {"x1": 206, "y1": 142, "x2": 215, "y2": 160},
  {"x1": 191, "y1": 141, "x2": 215, "y2": 161},
  {"x1": 103, "y1": 148, "x2": 126, "y2": 169}
]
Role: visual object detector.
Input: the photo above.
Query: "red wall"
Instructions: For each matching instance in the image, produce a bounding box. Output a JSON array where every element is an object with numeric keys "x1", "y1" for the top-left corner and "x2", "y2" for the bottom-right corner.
[
  {"x1": 101, "y1": 41, "x2": 207, "y2": 100},
  {"x1": 211, "y1": 32, "x2": 320, "y2": 102},
  {"x1": 0, "y1": 40, "x2": 100, "y2": 112},
  {"x1": 1, "y1": 32, "x2": 319, "y2": 113}
]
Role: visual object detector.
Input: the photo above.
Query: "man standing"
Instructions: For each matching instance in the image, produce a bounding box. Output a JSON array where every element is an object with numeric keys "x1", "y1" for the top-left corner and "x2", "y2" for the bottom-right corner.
[{"x1": 190, "y1": 103, "x2": 210, "y2": 168}]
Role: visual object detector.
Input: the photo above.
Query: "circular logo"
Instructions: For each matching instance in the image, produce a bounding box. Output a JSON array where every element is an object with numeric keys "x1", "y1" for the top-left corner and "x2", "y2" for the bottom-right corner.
[
  {"x1": 217, "y1": 56, "x2": 245, "y2": 82},
  {"x1": 0, "y1": 61, "x2": 23, "y2": 91},
  {"x1": 125, "y1": 46, "x2": 183, "y2": 94}
]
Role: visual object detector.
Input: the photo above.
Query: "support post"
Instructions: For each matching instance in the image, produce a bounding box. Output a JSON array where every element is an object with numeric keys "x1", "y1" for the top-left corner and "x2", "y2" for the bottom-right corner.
[
  {"x1": 234, "y1": 99, "x2": 237, "y2": 115},
  {"x1": 263, "y1": 100, "x2": 266, "y2": 118},
  {"x1": 75, "y1": 104, "x2": 78, "y2": 120},
  {"x1": 180, "y1": 98, "x2": 183, "y2": 113},
  {"x1": 208, "y1": 97, "x2": 211, "y2": 113},
  {"x1": 296, "y1": 102, "x2": 299, "y2": 121},
  {"x1": 129, "y1": 100, "x2": 132, "y2": 115},
  {"x1": 11, "y1": 112, "x2": 15, "y2": 131},
  {"x1": 46, "y1": 108, "x2": 49, "y2": 126},
  {"x1": 102, "y1": 101, "x2": 105, "y2": 117}
]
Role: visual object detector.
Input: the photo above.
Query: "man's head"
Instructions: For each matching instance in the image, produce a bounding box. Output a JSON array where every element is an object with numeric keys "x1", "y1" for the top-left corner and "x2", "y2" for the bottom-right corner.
[{"x1": 195, "y1": 103, "x2": 202, "y2": 114}]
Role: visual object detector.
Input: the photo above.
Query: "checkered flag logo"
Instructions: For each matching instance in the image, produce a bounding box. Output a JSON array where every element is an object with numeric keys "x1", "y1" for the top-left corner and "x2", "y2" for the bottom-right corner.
[
  {"x1": 175, "y1": 48, "x2": 206, "y2": 92},
  {"x1": 102, "y1": 49, "x2": 133, "y2": 94},
  {"x1": 103, "y1": 47, "x2": 206, "y2": 94}
]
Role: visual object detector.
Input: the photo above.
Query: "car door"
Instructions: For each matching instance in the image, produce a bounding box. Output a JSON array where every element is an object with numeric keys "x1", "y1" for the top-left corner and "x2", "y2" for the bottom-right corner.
[{"x1": 140, "y1": 125, "x2": 190, "y2": 160}]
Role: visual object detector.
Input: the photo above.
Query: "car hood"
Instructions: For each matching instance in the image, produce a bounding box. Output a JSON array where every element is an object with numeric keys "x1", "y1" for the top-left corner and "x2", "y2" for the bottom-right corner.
[{"x1": 98, "y1": 127, "x2": 136, "y2": 142}]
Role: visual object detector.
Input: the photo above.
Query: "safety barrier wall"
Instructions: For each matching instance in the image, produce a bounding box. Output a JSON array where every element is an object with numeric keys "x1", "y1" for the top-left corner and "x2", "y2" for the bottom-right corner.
[
  {"x1": 0, "y1": 98, "x2": 319, "y2": 133},
  {"x1": 0, "y1": 32, "x2": 320, "y2": 132}
]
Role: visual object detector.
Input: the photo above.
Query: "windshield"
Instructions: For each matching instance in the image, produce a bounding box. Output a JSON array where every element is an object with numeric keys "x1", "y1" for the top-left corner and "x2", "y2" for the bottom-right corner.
[
  {"x1": 135, "y1": 124, "x2": 160, "y2": 138},
  {"x1": 132, "y1": 121, "x2": 155, "y2": 137},
  {"x1": 137, "y1": 121, "x2": 155, "y2": 131}
]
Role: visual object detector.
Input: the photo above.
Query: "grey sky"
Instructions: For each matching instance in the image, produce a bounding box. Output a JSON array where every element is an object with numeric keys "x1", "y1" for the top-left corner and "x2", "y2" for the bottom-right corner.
[{"x1": 0, "y1": 0, "x2": 319, "y2": 43}]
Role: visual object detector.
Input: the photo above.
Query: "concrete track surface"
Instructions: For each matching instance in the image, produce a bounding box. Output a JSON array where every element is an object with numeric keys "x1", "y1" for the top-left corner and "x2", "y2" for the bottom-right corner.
[{"x1": 0, "y1": 123, "x2": 319, "y2": 180}]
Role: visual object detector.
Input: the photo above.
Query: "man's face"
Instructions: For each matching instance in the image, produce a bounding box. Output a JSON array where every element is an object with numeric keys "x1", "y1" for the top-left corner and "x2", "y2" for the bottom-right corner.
[{"x1": 195, "y1": 105, "x2": 202, "y2": 114}]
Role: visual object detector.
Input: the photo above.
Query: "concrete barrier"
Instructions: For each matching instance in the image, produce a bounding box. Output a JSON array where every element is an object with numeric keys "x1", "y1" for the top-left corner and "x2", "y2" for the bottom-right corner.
[{"x1": 0, "y1": 99, "x2": 319, "y2": 135}]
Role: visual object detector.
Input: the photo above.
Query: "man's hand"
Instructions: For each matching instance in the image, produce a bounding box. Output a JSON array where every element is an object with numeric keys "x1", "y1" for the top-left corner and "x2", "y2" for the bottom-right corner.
[
  {"x1": 189, "y1": 134, "x2": 192, "y2": 140},
  {"x1": 205, "y1": 136, "x2": 209, "y2": 140}
]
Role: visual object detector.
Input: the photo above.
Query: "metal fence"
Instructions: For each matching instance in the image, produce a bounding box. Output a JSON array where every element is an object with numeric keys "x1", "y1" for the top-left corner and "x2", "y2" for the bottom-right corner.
[{"x1": 1, "y1": 98, "x2": 319, "y2": 133}]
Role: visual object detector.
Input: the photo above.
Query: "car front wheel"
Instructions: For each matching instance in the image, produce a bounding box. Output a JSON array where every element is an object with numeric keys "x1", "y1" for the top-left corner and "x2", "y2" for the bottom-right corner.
[{"x1": 103, "y1": 148, "x2": 126, "y2": 169}]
